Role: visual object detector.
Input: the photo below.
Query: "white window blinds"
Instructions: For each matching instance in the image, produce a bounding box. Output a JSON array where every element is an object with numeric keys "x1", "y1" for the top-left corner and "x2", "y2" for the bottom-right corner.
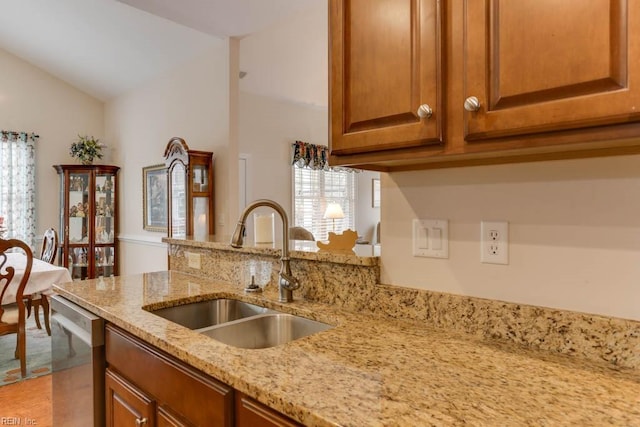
[{"x1": 292, "y1": 167, "x2": 356, "y2": 241}]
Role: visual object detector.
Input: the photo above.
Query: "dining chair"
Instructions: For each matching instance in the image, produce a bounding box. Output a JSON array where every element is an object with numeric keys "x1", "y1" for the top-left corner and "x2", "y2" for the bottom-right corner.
[
  {"x1": 0, "y1": 238, "x2": 33, "y2": 378},
  {"x1": 25, "y1": 228, "x2": 57, "y2": 335},
  {"x1": 289, "y1": 226, "x2": 315, "y2": 241}
]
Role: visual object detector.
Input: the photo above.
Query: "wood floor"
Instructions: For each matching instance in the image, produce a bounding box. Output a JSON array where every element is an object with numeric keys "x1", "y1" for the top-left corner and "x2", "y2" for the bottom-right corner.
[{"x1": 0, "y1": 374, "x2": 52, "y2": 426}]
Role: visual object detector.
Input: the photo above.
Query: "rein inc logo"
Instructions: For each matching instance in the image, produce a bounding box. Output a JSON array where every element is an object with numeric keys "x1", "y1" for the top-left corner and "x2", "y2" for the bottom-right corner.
[{"x1": 1, "y1": 418, "x2": 37, "y2": 425}]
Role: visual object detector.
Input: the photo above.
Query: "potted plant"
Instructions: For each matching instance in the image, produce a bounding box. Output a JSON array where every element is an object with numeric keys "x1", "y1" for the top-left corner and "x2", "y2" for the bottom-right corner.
[{"x1": 70, "y1": 135, "x2": 104, "y2": 165}]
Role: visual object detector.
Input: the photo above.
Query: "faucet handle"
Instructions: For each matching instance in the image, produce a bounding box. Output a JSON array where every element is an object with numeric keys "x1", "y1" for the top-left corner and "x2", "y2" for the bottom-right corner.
[
  {"x1": 279, "y1": 272, "x2": 300, "y2": 291},
  {"x1": 278, "y1": 272, "x2": 300, "y2": 303}
]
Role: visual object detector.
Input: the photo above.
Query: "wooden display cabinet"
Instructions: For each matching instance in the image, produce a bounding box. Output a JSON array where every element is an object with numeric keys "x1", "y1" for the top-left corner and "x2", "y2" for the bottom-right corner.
[
  {"x1": 54, "y1": 164, "x2": 119, "y2": 280},
  {"x1": 163, "y1": 137, "x2": 214, "y2": 239}
]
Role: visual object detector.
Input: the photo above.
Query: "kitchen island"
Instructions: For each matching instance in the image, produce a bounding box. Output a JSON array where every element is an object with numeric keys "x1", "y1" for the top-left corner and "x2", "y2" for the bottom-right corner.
[{"x1": 54, "y1": 271, "x2": 640, "y2": 426}]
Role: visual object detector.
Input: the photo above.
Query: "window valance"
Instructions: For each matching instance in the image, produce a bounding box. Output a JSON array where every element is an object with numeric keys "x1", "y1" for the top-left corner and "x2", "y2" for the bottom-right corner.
[
  {"x1": 291, "y1": 140, "x2": 359, "y2": 172},
  {"x1": 1, "y1": 130, "x2": 39, "y2": 143}
]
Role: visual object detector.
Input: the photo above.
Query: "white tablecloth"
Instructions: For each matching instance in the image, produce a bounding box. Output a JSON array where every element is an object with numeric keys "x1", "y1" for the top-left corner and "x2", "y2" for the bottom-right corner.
[{"x1": 1, "y1": 252, "x2": 73, "y2": 304}]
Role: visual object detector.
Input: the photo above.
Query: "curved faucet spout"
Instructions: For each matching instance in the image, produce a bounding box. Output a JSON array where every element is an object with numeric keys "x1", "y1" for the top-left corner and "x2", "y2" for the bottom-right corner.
[{"x1": 230, "y1": 199, "x2": 298, "y2": 302}]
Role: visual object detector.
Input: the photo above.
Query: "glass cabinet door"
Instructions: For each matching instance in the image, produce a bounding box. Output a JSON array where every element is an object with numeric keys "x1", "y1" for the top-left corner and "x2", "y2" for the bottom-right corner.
[
  {"x1": 170, "y1": 163, "x2": 187, "y2": 238},
  {"x1": 192, "y1": 197, "x2": 209, "y2": 237},
  {"x1": 95, "y1": 172, "x2": 116, "y2": 277},
  {"x1": 68, "y1": 172, "x2": 90, "y2": 280},
  {"x1": 95, "y1": 173, "x2": 115, "y2": 244},
  {"x1": 95, "y1": 246, "x2": 115, "y2": 278},
  {"x1": 192, "y1": 164, "x2": 209, "y2": 193},
  {"x1": 192, "y1": 163, "x2": 210, "y2": 237},
  {"x1": 68, "y1": 173, "x2": 90, "y2": 244}
]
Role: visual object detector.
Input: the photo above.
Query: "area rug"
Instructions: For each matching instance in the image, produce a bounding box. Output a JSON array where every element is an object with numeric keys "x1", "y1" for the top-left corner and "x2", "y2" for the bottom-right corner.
[{"x1": 0, "y1": 312, "x2": 51, "y2": 386}]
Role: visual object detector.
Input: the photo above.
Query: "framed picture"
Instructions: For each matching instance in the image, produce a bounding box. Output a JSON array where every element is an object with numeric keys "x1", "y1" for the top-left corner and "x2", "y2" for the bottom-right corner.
[
  {"x1": 372, "y1": 178, "x2": 381, "y2": 208},
  {"x1": 143, "y1": 164, "x2": 168, "y2": 232}
]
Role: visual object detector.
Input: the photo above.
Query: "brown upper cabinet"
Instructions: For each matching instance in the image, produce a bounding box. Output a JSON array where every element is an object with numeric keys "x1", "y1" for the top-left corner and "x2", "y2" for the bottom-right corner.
[
  {"x1": 464, "y1": 0, "x2": 638, "y2": 140},
  {"x1": 330, "y1": 0, "x2": 444, "y2": 155},
  {"x1": 329, "y1": 0, "x2": 640, "y2": 171}
]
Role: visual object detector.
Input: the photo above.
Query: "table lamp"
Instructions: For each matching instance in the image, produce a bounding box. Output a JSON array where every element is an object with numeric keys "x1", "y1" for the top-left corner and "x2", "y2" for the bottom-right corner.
[{"x1": 324, "y1": 203, "x2": 344, "y2": 233}]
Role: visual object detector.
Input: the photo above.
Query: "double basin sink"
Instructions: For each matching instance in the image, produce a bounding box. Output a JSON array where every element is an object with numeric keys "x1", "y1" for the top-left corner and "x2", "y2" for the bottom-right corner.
[{"x1": 149, "y1": 299, "x2": 332, "y2": 349}]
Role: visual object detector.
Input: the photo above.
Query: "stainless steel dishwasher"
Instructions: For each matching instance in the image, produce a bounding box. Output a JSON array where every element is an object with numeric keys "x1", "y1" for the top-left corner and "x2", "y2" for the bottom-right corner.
[{"x1": 51, "y1": 295, "x2": 105, "y2": 427}]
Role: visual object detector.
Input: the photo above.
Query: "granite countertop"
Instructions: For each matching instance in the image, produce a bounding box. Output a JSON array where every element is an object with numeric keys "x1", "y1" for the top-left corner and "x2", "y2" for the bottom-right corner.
[
  {"x1": 54, "y1": 271, "x2": 640, "y2": 426},
  {"x1": 163, "y1": 235, "x2": 381, "y2": 266}
]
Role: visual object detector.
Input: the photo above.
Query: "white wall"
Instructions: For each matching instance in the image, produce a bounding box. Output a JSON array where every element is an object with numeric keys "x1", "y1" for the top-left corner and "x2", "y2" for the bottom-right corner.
[
  {"x1": 357, "y1": 171, "x2": 381, "y2": 243},
  {"x1": 239, "y1": 92, "x2": 381, "y2": 241},
  {"x1": 104, "y1": 42, "x2": 231, "y2": 275},
  {"x1": 238, "y1": 91, "x2": 327, "y2": 213},
  {"x1": 0, "y1": 48, "x2": 104, "y2": 242},
  {"x1": 238, "y1": 1, "x2": 379, "y2": 242},
  {"x1": 239, "y1": 0, "x2": 327, "y2": 107},
  {"x1": 381, "y1": 155, "x2": 640, "y2": 321}
]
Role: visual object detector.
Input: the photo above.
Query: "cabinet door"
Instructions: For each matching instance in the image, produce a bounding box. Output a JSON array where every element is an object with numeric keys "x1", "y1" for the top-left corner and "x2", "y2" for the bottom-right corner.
[
  {"x1": 330, "y1": 0, "x2": 443, "y2": 155},
  {"x1": 464, "y1": 0, "x2": 640, "y2": 141},
  {"x1": 157, "y1": 406, "x2": 194, "y2": 427},
  {"x1": 106, "y1": 324, "x2": 233, "y2": 427},
  {"x1": 235, "y1": 393, "x2": 302, "y2": 427},
  {"x1": 67, "y1": 171, "x2": 91, "y2": 280},
  {"x1": 94, "y1": 172, "x2": 117, "y2": 277},
  {"x1": 106, "y1": 369, "x2": 155, "y2": 427}
]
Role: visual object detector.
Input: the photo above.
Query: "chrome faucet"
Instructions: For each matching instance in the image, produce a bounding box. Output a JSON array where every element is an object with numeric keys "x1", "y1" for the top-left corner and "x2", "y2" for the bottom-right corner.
[{"x1": 230, "y1": 199, "x2": 300, "y2": 302}]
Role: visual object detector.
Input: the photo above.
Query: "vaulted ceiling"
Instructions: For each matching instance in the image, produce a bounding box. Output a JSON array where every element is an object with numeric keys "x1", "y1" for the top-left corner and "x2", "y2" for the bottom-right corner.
[{"x1": 0, "y1": 0, "x2": 317, "y2": 101}]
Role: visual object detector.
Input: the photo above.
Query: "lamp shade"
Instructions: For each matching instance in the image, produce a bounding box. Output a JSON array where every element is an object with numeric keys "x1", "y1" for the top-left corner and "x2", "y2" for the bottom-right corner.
[{"x1": 324, "y1": 203, "x2": 344, "y2": 220}]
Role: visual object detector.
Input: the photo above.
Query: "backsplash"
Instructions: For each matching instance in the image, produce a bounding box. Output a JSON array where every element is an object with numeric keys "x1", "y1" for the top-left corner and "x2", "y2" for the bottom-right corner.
[{"x1": 166, "y1": 238, "x2": 640, "y2": 370}]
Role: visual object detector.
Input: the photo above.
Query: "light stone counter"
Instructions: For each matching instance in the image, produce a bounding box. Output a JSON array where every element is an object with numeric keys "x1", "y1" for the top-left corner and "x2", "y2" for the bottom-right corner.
[
  {"x1": 54, "y1": 271, "x2": 640, "y2": 427},
  {"x1": 163, "y1": 235, "x2": 381, "y2": 266}
]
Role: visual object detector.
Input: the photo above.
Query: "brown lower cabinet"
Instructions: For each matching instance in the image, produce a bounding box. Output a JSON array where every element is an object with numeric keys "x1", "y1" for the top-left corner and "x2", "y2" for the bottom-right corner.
[
  {"x1": 235, "y1": 392, "x2": 302, "y2": 427},
  {"x1": 105, "y1": 324, "x2": 302, "y2": 427}
]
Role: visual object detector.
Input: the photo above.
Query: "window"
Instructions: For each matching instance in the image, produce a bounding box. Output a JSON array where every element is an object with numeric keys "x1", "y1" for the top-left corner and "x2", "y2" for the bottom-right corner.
[
  {"x1": 292, "y1": 167, "x2": 356, "y2": 241},
  {"x1": 0, "y1": 132, "x2": 38, "y2": 247}
]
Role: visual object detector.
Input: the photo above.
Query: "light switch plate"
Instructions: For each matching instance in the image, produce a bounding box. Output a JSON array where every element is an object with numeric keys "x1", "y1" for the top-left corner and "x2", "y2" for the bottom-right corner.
[{"x1": 413, "y1": 219, "x2": 449, "y2": 258}]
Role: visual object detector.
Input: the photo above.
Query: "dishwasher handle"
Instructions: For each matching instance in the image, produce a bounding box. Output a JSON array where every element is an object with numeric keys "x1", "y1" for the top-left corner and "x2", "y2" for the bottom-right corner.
[{"x1": 51, "y1": 295, "x2": 104, "y2": 347}]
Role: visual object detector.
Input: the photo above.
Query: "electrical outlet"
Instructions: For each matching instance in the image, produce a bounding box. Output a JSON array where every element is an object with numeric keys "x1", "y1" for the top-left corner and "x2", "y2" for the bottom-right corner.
[
  {"x1": 187, "y1": 252, "x2": 202, "y2": 269},
  {"x1": 481, "y1": 221, "x2": 508, "y2": 265}
]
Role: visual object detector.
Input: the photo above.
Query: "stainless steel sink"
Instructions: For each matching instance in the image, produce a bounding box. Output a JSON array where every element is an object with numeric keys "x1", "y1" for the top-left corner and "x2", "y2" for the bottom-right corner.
[
  {"x1": 150, "y1": 299, "x2": 273, "y2": 329},
  {"x1": 149, "y1": 298, "x2": 333, "y2": 348},
  {"x1": 200, "y1": 313, "x2": 333, "y2": 349}
]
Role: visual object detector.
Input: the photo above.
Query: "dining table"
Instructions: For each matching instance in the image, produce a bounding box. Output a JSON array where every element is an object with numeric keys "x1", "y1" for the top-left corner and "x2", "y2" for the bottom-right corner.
[{"x1": 1, "y1": 252, "x2": 73, "y2": 304}]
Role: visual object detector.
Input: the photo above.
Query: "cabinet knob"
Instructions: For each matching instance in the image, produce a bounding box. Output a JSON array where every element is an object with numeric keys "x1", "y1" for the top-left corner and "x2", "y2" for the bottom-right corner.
[
  {"x1": 417, "y1": 104, "x2": 433, "y2": 119},
  {"x1": 135, "y1": 418, "x2": 148, "y2": 426},
  {"x1": 464, "y1": 96, "x2": 481, "y2": 112}
]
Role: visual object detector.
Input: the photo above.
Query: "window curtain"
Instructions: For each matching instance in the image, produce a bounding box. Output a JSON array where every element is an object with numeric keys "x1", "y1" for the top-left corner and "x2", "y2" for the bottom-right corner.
[{"x1": 0, "y1": 131, "x2": 38, "y2": 247}]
